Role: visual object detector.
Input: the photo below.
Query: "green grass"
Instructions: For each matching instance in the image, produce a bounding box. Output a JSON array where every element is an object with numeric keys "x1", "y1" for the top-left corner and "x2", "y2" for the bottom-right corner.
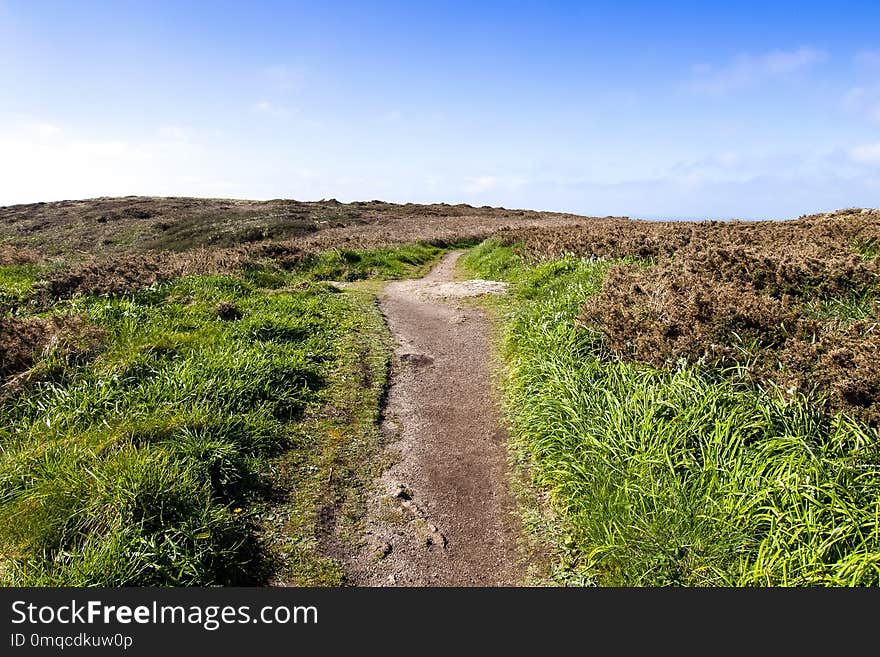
[
  {"x1": 0, "y1": 264, "x2": 48, "y2": 311},
  {"x1": 853, "y1": 237, "x2": 880, "y2": 261},
  {"x1": 303, "y1": 243, "x2": 444, "y2": 281},
  {"x1": 803, "y1": 290, "x2": 879, "y2": 323},
  {"x1": 143, "y1": 213, "x2": 317, "y2": 252},
  {"x1": 258, "y1": 285, "x2": 393, "y2": 585},
  {"x1": 0, "y1": 243, "x2": 441, "y2": 586},
  {"x1": 462, "y1": 239, "x2": 880, "y2": 586}
]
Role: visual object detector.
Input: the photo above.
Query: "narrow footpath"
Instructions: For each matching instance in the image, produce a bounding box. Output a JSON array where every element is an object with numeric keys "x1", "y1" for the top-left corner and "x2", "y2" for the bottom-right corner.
[{"x1": 348, "y1": 251, "x2": 524, "y2": 586}]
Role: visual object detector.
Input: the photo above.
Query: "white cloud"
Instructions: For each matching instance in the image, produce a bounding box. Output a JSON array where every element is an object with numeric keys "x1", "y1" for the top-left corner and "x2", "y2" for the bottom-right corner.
[
  {"x1": 842, "y1": 86, "x2": 880, "y2": 124},
  {"x1": 252, "y1": 100, "x2": 289, "y2": 117},
  {"x1": 156, "y1": 124, "x2": 188, "y2": 140},
  {"x1": 850, "y1": 142, "x2": 880, "y2": 166},
  {"x1": 761, "y1": 48, "x2": 826, "y2": 74},
  {"x1": 0, "y1": 120, "x2": 205, "y2": 205},
  {"x1": 0, "y1": 117, "x2": 374, "y2": 206},
  {"x1": 263, "y1": 64, "x2": 306, "y2": 92},
  {"x1": 687, "y1": 47, "x2": 827, "y2": 95},
  {"x1": 464, "y1": 175, "x2": 498, "y2": 192},
  {"x1": 843, "y1": 86, "x2": 868, "y2": 108},
  {"x1": 462, "y1": 175, "x2": 530, "y2": 194},
  {"x1": 450, "y1": 145, "x2": 880, "y2": 219},
  {"x1": 667, "y1": 150, "x2": 843, "y2": 185},
  {"x1": 2, "y1": 116, "x2": 874, "y2": 221},
  {"x1": 459, "y1": 169, "x2": 880, "y2": 220},
  {"x1": 32, "y1": 122, "x2": 62, "y2": 139},
  {"x1": 251, "y1": 65, "x2": 306, "y2": 118},
  {"x1": 669, "y1": 151, "x2": 756, "y2": 183}
]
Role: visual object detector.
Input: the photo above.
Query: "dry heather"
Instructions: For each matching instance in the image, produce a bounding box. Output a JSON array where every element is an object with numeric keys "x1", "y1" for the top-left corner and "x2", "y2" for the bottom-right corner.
[
  {"x1": 38, "y1": 249, "x2": 265, "y2": 298},
  {"x1": 776, "y1": 319, "x2": 880, "y2": 422},
  {"x1": 0, "y1": 196, "x2": 586, "y2": 256},
  {"x1": 0, "y1": 314, "x2": 104, "y2": 380},
  {"x1": 0, "y1": 196, "x2": 589, "y2": 297},
  {"x1": 580, "y1": 265, "x2": 807, "y2": 363},
  {"x1": 4, "y1": 197, "x2": 879, "y2": 422},
  {"x1": 530, "y1": 209, "x2": 880, "y2": 423},
  {"x1": 0, "y1": 244, "x2": 43, "y2": 266}
]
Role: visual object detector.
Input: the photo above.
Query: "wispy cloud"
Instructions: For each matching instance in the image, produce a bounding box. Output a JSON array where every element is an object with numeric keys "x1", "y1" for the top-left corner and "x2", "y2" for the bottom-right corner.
[
  {"x1": 663, "y1": 148, "x2": 850, "y2": 187},
  {"x1": 687, "y1": 47, "x2": 827, "y2": 95},
  {"x1": 842, "y1": 86, "x2": 880, "y2": 124},
  {"x1": 850, "y1": 142, "x2": 880, "y2": 166},
  {"x1": 156, "y1": 124, "x2": 188, "y2": 141},
  {"x1": 464, "y1": 175, "x2": 499, "y2": 193},
  {"x1": 252, "y1": 100, "x2": 289, "y2": 117},
  {"x1": 463, "y1": 174, "x2": 529, "y2": 194},
  {"x1": 263, "y1": 64, "x2": 306, "y2": 92}
]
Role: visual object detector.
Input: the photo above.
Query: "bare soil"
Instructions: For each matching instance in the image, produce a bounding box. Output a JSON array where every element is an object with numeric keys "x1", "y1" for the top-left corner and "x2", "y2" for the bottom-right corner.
[{"x1": 347, "y1": 251, "x2": 524, "y2": 586}]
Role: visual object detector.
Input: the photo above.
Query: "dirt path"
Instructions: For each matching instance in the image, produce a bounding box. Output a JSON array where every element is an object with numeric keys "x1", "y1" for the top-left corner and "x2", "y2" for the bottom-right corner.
[{"x1": 347, "y1": 251, "x2": 525, "y2": 586}]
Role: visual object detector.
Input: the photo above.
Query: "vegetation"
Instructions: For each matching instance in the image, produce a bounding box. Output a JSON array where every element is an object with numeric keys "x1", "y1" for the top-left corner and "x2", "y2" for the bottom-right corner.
[
  {"x1": 0, "y1": 245, "x2": 439, "y2": 585},
  {"x1": 0, "y1": 193, "x2": 569, "y2": 586},
  {"x1": 3, "y1": 196, "x2": 880, "y2": 587},
  {"x1": 0, "y1": 196, "x2": 580, "y2": 256},
  {"x1": 462, "y1": 239, "x2": 880, "y2": 586}
]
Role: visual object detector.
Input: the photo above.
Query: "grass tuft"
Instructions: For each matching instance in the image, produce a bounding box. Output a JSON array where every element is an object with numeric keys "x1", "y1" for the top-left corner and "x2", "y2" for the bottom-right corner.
[
  {"x1": 464, "y1": 239, "x2": 880, "y2": 586},
  {"x1": 0, "y1": 242, "x2": 440, "y2": 585}
]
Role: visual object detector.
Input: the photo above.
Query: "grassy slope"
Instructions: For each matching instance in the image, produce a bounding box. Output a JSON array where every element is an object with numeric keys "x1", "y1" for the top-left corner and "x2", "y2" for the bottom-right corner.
[
  {"x1": 0, "y1": 196, "x2": 553, "y2": 256},
  {"x1": 462, "y1": 240, "x2": 880, "y2": 586},
  {"x1": 0, "y1": 244, "x2": 442, "y2": 585}
]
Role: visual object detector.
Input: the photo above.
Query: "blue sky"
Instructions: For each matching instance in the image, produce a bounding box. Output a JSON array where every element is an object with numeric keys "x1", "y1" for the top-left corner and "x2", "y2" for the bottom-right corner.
[{"x1": 1, "y1": 1, "x2": 879, "y2": 218}]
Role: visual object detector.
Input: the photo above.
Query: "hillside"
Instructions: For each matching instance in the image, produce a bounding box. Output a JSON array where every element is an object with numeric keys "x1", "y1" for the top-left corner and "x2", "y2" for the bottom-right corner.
[
  {"x1": 0, "y1": 196, "x2": 591, "y2": 256},
  {"x1": 1, "y1": 198, "x2": 879, "y2": 586}
]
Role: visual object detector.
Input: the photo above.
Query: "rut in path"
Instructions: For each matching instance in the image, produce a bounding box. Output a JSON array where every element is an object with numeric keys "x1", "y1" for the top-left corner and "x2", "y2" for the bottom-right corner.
[{"x1": 347, "y1": 251, "x2": 525, "y2": 586}]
